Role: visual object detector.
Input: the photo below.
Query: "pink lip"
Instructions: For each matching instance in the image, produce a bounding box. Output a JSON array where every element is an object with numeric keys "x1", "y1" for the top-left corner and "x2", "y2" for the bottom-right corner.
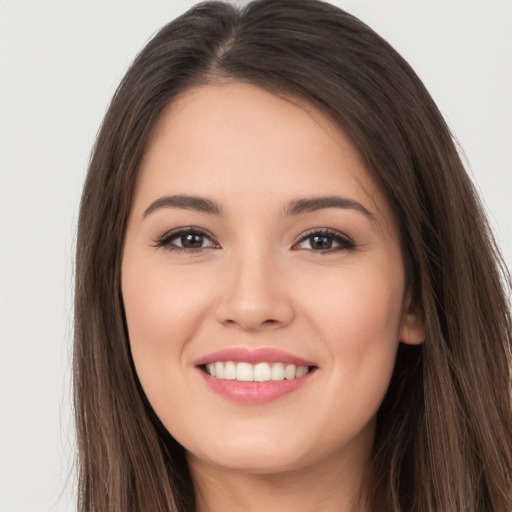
[
  {"x1": 194, "y1": 347, "x2": 317, "y2": 404},
  {"x1": 198, "y1": 370, "x2": 315, "y2": 404},
  {"x1": 194, "y1": 347, "x2": 315, "y2": 367}
]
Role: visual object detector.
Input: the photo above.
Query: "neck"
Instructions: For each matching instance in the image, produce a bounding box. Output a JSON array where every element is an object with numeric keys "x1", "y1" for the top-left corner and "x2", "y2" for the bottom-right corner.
[{"x1": 188, "y1": 446, "x2": 370, "y2": 512}]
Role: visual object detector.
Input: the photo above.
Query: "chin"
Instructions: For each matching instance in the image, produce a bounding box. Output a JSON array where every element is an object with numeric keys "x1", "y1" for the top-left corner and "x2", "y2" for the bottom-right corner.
[
  {"x1": 182, "y1": 419, "x2": 375, "y2": 478},
  {"x1": 187, "y1": 443, "x2": 317, "y2": 475}
]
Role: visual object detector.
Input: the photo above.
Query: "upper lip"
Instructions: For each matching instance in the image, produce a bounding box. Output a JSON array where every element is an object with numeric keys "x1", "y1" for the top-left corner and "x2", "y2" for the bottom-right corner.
[{"x1": 194, "y1": 347, "x2": 315, "y2": 367}]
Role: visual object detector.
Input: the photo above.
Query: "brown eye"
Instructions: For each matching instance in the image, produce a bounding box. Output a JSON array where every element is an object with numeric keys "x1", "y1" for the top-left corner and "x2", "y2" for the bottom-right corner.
[
  {"x1": 309, "y1": 235, "x2": 333, "y2": 250},
  {"x1": 295, "y1": 229, "x2": 356, "y2": 253},
  {"x1": 180, "y1": 233, "x2": 205, "y2": 248},
  {"x1": 154, "y1": 228, "x2": 218, "y2": 252}
]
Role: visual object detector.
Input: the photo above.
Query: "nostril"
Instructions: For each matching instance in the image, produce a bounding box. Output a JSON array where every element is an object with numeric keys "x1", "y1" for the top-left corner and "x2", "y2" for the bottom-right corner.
[{"x1": 222, "y1": 317, "x2": 281, "y2": 329}]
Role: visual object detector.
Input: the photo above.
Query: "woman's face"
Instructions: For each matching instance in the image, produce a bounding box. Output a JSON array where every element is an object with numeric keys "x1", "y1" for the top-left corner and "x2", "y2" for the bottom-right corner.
[{"x1": 121, "y1": 83, "x2": 424, "y2": 477}]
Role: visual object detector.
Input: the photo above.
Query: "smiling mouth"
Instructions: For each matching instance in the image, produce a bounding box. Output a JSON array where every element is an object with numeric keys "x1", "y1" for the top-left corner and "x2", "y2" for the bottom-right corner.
[{"x1": 201, "y1": 361, "x2": 316, "y2": 382}]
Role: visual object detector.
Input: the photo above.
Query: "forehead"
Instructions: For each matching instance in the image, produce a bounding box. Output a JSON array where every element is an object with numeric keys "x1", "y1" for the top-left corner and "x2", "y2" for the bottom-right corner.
[
  {"x1": 145, "y1": 82, "x2": 359, "y2": 175},
  {"x1": 134, "y1": 82, "x2": 393, "y2": 228}
]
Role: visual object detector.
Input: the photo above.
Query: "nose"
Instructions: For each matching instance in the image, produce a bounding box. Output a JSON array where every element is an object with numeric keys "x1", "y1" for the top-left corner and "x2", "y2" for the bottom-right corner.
[{"x1": 214, "y1": 251, "x2": 295, "y2": 332}]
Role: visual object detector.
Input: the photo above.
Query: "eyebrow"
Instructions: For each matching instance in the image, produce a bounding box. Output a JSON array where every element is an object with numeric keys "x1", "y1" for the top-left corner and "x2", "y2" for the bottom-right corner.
[
  {"x1": 142, "y1": 193, "x2": 375, "y2": 221},
  {"x1": 285, "y1": 196, "x2": 375, "y2": 220},
  {"x1": 143, "y1": 194, "x2": 223, "y2": 218}
]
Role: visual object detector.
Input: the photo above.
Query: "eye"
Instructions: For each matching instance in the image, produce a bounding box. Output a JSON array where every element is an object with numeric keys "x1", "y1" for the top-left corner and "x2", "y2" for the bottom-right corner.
[
  {"x1": 294, "y1": 229, "x2": 355, "y2": 253},
  {"x1": 153, "y1": 227, "x2": 219, "y2": 252}
]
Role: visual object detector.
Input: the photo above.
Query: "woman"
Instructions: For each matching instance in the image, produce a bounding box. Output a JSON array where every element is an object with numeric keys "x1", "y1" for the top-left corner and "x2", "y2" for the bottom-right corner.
[{"x1": 74, "y1": 0, "x2": 512, "y2": 510}]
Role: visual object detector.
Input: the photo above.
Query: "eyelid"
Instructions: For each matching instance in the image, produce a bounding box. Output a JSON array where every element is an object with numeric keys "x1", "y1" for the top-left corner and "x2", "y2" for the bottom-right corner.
[
  {"x1": 152, "y1": 226, "x2": 220, "y2": 251},
  {"x1": 292, "y1": 228, "x2": 356, "y2": 252},
  {"x1": 152, "y1": 226, "x2": 355, "y2": 253}
]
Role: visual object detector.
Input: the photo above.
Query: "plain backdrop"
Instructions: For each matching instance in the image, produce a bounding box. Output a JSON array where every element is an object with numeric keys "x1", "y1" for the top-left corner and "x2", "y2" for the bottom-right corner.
[{"x1": 0, "y1": 1, "x2": 511, "y2": 510}]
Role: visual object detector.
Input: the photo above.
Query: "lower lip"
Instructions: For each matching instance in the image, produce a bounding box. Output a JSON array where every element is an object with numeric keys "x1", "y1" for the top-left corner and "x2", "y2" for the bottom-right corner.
[{"x1": 199, "y1": 370, "x2": 314, "y2": 404}]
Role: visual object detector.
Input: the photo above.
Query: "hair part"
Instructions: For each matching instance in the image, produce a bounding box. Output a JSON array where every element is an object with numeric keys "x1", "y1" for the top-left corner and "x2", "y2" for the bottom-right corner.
[{"x1": 74, "y1": 1, "x2": 512, "y2": 510}]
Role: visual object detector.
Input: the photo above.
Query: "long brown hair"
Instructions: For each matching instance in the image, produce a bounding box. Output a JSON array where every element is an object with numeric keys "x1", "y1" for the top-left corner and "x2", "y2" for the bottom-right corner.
[{"x1": 74, "y1": 1, "x2": 512, "y2": 510}]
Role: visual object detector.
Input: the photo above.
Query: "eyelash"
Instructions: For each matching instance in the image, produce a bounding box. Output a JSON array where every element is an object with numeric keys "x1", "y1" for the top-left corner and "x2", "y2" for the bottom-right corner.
[
  {"x1": 153, "y1": 227, "x2": 219, "y2": 253},
  {"x1": 293, "y1": 228, "x2": 356, "y2": 254},
  {"x1": 153, "y1": 227, "x2": 356, "y2": 254}
]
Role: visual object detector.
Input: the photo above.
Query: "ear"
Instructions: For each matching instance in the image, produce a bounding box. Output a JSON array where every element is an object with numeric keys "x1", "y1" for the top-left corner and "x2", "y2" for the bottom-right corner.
[{"x1": 399, "y1": 290, "x2": 426, "y2": 345}]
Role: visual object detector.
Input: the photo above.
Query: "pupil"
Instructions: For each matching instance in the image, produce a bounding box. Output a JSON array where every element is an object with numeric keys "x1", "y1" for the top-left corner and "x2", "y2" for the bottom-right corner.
[
  {"x1": 311, "y1": 235, "x2": 332, "y2": 249},
  {"x1": 182, "y1": 233, "x2": 203, "y2": 248}
]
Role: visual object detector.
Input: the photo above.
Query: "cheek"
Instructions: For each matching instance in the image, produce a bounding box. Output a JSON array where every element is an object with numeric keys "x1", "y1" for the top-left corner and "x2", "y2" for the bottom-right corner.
[
  {"x1": 306, "y1": 259, "x2": 403, "y2": 330},
  {"x1": 121, "y1": 258, "x2": 212, "y2": 398},
  {"x1": 302, "y1": 262, "x2": 404, "y2": 398},
  {"x1": 123, "y1": 259, "x2": 210, "y2": 344}
]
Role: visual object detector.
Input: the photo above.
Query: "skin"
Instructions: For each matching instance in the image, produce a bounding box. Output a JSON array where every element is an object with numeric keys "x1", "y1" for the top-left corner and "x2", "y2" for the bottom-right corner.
[{"x1": 121, "y1": 82, "x2": 425, "y2": 512}]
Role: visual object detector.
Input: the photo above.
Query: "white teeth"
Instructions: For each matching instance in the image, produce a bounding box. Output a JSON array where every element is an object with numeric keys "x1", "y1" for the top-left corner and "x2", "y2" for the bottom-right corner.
[
  {"x1": 205, "y1": 361, "x2": 310, "y2": 381},
  {"x1": 225, "y1": 361, "x2": 237, "y2": 380},
  {"x1": 253, "y1": 362, "x2": 271, "y2": 382},
  {"x1": 284, "y1": 364, "x2": 296, "y2": 380},
  {"x1": 236, "y1": 362, "x2": 253, "y2": 382},
  {"x1": 296, "y1": 365, "x2": 308, "y2": 378},
  {"x1": 271, "y1": 362, "x2": 285, "y2": 380},
  {"x1": 214, "y1": 361, "x2": 223, "y2": 378}
]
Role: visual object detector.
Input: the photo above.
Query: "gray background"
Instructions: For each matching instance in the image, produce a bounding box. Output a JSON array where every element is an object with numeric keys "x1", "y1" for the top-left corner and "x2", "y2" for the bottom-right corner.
[{"x1": 1, "y1": 1, "x2": 511, "y2": 510}]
